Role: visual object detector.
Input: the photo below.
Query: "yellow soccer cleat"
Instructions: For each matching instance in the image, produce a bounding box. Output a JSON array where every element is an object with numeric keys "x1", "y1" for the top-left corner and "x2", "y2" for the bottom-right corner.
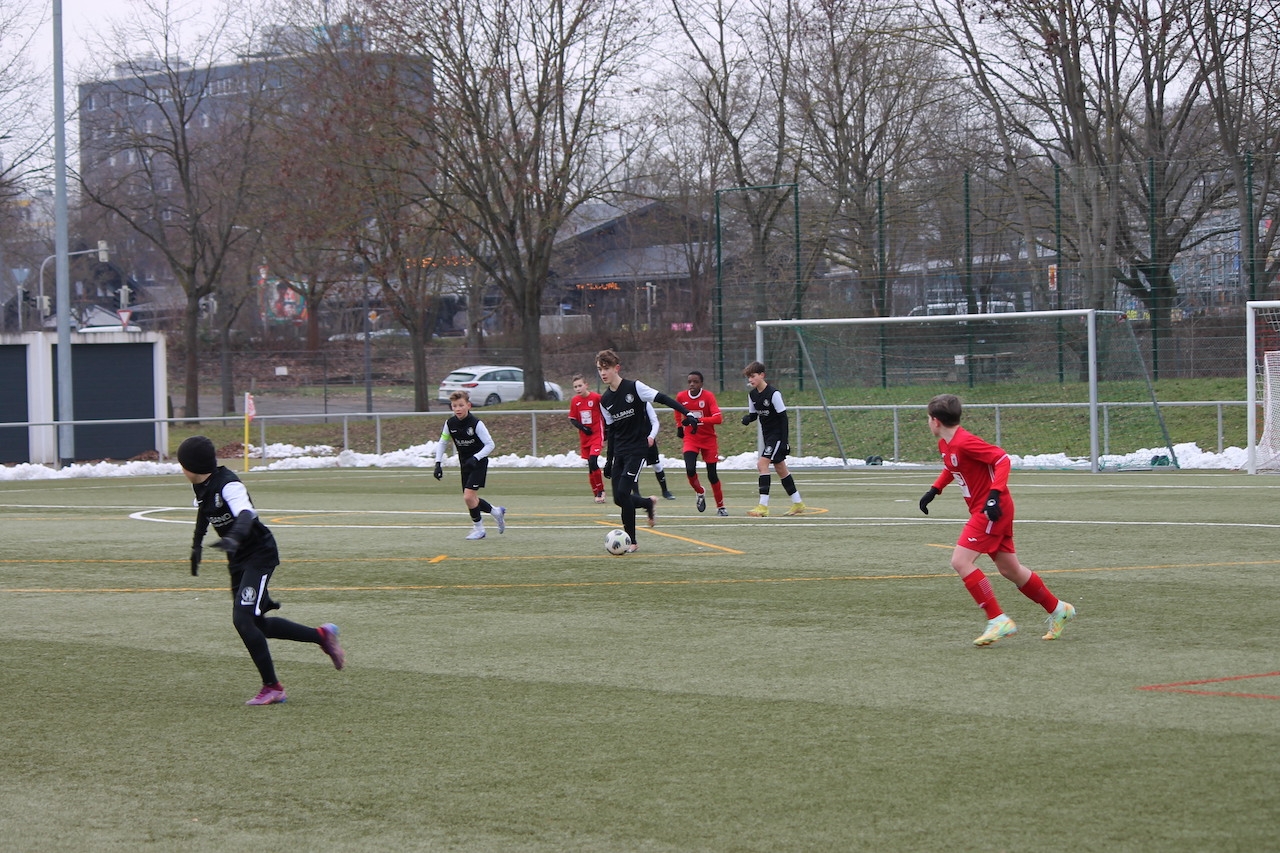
[
  {"x1": 974, "y1": 615, "x2": 1017, "y2": 647},
  {"x1": 746, "y1": 504, "x2": 770, "y2": 517},
  {"x1": 783, "y1": 502, "x2": 806, "y2": 516},
  {"x1": 1042, "y1": 602, "x2": 1077, "y2": 640}
]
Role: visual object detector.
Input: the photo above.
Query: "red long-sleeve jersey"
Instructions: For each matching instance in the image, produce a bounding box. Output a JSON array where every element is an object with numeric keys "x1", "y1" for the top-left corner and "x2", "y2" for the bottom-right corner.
[{"x1": 932, "y1": 426, "x2": 1012, "y2": 516}]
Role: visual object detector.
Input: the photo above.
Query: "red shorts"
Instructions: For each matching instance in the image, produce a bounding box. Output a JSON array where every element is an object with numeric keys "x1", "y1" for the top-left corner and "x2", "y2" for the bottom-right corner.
[
  {"x1": 682, "y1": 442, "x2": 720, "y2": 464},
  {"x1": 956, "y1": 513, "x2": 1015, "y2": 556},
  {"x1": 578, "y1": 434, "x2": 603, "y2": 458}
]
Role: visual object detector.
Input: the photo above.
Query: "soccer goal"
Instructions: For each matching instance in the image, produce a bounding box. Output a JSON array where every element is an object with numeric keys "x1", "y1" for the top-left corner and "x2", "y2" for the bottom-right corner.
[
  {"x1": 1244, "y1": 301, "x2": 1280, "y2": 473},
  {"x1": 755, "y1": 309, "x2": 1177, "y2": 472}
]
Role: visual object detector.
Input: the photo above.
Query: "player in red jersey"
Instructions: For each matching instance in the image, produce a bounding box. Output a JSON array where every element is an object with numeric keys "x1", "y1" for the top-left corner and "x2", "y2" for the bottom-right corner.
[
  {"x1": 918, "y1": 394, "x2": 1076, "y2": 646},
  {"x1": 567, "y1": 373, "x2": 606, "y2": 503},
  {"x1": 673, "y1": 370, "x2": 727, "y2": 515}
]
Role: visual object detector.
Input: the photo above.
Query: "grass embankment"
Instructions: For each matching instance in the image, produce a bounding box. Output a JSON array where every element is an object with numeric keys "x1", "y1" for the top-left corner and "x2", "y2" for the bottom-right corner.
[{"x1": 170, "y1": 376, "x2": 1248, "y2": 463}]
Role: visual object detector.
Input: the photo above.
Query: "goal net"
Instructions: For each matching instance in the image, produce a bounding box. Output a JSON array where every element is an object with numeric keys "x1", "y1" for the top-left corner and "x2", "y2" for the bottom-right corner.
[
  {"x1": 1245, "y1": 301, "x2": 1280, "y2": 473},
  {"x1": 756, "y1": 309, "x2": 1177, "y2": 471}
]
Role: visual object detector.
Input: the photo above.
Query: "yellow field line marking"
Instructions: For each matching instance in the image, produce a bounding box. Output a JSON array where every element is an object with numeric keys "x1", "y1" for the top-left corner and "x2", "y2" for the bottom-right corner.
[
  {"x1": 588, "y1": 519, "x2": 744, "y2": 554},
  {"x1": 5, "y1": 558, "x2": 1278, "y2": 594}
]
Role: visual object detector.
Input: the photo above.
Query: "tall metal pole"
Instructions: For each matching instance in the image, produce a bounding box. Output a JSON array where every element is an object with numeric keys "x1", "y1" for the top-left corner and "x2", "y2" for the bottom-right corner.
[
  {"x1": 363, "y1": 278, "x2": 373, "y2": 413},
  {"x1": 53, "y1": 0, "x2": 75, "y2": 465},
  {"x1": 1148, "y1": 157, "x2": 1159, "y2": 381},
  {"x1": 790, "y1": 184, "x2": 803, "y2": 390},
  {"x1": 1055, "y1": 163, "x2": 1064, "y2": 382},
  {"x1": 714, "y1": 191, "x2": 724, "y2": 392},
  {"x1": 1246, "y1": 151, "x2": 1257, "y2": 303}
]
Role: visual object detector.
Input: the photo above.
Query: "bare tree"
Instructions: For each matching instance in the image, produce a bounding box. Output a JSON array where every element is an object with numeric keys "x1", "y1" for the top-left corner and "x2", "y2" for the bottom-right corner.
[
  {"x1": 76, "y1": 0, "x2": 274, "y2": 419},
  {"x1": 0, "y1": 0, "x2": 53, "y2": 315},
  {"x1": 669, "y1": 0, "x2": 805, "y2": 321},
  {"x1": 929, "y1": 0, "x2": 1230, "y2": 376},
  {"x1": 790, "y1": 0, "x2": 962, "y2": 316},
  {"x1": 366, "y1": 0, "x2": 650, "y2": 401},
  {"x1": 1188, "y1": 0, "x2": 1280, "y2": 298}
]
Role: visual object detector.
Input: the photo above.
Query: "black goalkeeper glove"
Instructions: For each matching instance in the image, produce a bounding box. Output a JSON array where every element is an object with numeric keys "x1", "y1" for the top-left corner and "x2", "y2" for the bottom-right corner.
[
  {"x1": 919, "y1": 487, "x2": 940, "y2": 515},
  {"x1": 681, "y1": 414, "x2": 700, "y2": 434},
  {"x1": 190, "y1": 544, "x2": 202, "y2": 576},
  {"x1": 741, "y1": 412, "x2": 758, "y2": 426},
  {"x1": 602, "y1": 461, "x2": 612, "y2": 479},
  {"x1": 983, "y1": 490, "x2": 1003, "y2": 522},
  {"x1": 677, "y1": 426, "x2": 684, "y2": 439},
  {"x1": 433, "y1": 461, "x2": 444, "y2": 480},
  {"x1": 211, "y1": 536, "x2": 241, "y2": 556}
]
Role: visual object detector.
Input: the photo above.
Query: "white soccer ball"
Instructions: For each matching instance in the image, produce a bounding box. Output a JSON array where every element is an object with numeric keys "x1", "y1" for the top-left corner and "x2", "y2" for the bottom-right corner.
[{"x1": 604, "y1": 528, "x2": 632, "y2": 555}]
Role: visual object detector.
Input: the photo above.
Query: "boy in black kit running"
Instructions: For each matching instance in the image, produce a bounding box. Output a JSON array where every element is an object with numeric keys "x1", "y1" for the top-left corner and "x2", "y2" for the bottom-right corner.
[
  {"x1": 434, "y1": 390, "x2": 507, "y2": 540},
  {"x1": 180, "y1": 436, "x2": 344, "y2": 706},
  {"x1": 596, "y1": 349, "x2": 699, "y2": 551}
]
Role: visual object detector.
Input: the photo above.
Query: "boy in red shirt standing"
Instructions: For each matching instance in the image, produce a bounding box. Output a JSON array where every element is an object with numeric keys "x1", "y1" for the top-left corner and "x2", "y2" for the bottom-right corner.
[
  {"x1": 918, "y1": 394, "x2": 1076, "y2": 646},
  {"x1": 674, "y1": 370, "x2": 727, "y2": 515},
  {"x1": 568, "y1": 373, "x2": 606, "y2": 503}
]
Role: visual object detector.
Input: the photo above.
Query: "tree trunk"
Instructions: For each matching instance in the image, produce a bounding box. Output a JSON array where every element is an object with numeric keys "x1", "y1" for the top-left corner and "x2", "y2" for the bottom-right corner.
[
  {"x1": 520, "y1": 295, "x2": 545, "y2": 400},
  {"x1": 411, "y1": 332, "x2": 431, "y2": 411},
  {"x1": 184, "y1": 296, "x2": 202, "y2": 421},
  {"x1": 220, "y1": 322, "x2": 235, "y2": 416}
]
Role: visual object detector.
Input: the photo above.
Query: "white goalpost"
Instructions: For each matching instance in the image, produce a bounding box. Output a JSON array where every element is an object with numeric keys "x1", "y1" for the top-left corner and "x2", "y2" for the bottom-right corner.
[
  {"x1": 1244, "y1": 300, "x2": 1280, "y2": 473},
  {"x1": 756, "y1": 309, "x2": 1177, "y2": 473}
]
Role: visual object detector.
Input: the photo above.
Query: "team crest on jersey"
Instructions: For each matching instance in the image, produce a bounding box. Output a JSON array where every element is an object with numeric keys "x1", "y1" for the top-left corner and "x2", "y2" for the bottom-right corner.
[
  {"x1": 950, "y1": 453, "x2": 958, "y2": 466},
  {"x1": 239, "y1": 587, "x2": 257, "y2": 606},
  {"x1": 467, "y1": 427, "x2": 475, "y2": 436},
  {"x1": 624, "y1": 393, "x2": 635, "y2": 404},
  {"x1": 214, "y1": 494, "x2": 223, "y2": 509}
]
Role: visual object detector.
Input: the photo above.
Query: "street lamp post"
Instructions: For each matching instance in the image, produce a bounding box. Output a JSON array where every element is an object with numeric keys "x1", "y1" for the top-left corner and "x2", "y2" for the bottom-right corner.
[{"x1": 37, "y1": 243, "x2": 109, "y2": 327}]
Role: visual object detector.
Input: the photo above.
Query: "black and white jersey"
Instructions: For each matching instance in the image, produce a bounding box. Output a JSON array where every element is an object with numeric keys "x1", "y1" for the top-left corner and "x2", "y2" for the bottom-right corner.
[
  {"x1": 748, "y1": 383, "x2": 789, "y2": 445},
  {"x1": 436, "y1": 413, "x2": 496, "y2": 464},
  {"x1": 192, "y1": 466, "x2": 278, "y2": 566},
  {"x1": 600, "y1": 378, "x2": 663, "y2": 456}
]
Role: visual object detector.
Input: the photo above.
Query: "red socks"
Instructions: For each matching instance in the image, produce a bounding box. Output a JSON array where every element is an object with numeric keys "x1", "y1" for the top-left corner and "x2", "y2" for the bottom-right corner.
[
  {"x1": 963, "y1": 571, "x2": 1004, "y2": 620},
  {"x1": 1017, "y1": 571, "x2": 1059, "y2": 613}
]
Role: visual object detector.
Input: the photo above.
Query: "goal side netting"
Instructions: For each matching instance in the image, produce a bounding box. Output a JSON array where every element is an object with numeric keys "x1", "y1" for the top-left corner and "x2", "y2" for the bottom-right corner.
[
  {"x1": 756, "y1": 309, "x2": 1177, "y2": 471},
  {"x1": 1245, "y1": 301, "x2": 1280, "y2": 473}
]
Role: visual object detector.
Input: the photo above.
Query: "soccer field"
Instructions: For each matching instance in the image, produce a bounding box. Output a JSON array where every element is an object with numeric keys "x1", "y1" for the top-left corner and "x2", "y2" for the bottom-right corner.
[{"x1": 1, "y1": 467, "x2": 1277, "y2": 851}]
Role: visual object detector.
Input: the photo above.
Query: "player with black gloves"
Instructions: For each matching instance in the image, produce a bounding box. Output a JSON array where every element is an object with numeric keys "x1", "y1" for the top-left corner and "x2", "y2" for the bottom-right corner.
[
  {"x1": 180, "y1": 435, "x2": 344, "y2": 706},
  {"x1": 434, "y1": 390, "x2": 506, "y2": 540},
  {"x1": 918, "y1": 394, "x2": 1076, "y2": 647},
  {"x1": 742, "y1": 361, "x2": 805, "y2": 517},
  {"x1": 595, "y1": 349, "x2": 700, "y2": 552}
]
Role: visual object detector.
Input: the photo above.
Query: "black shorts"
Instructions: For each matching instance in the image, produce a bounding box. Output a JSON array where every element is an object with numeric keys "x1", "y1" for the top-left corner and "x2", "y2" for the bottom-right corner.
[
  {"x1": 461, "y1": 457, "x2": 490, "y2": 490},
  {"x1": 762, "y1": 438, "x2": 790, "y2": 463},
  {"x1": 230, "y1": 559, "x2": 277, "y2": 617}
]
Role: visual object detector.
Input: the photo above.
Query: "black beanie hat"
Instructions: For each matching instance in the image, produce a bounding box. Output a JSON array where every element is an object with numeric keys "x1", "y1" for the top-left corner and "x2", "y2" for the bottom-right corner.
[{"x1": 178, "y1": 436, "x2": 218, "y2": 474}]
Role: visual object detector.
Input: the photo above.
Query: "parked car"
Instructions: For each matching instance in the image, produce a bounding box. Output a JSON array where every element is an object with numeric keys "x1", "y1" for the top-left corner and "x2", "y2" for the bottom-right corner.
[{"x1": 437, "y1": 365, "x2": 564, "y2": 407}]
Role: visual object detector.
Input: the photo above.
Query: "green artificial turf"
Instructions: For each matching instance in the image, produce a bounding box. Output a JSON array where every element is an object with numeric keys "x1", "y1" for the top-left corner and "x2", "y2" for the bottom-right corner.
[{"x1": 1, "y1": 467, "x2": 1276, "y2": 851}]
